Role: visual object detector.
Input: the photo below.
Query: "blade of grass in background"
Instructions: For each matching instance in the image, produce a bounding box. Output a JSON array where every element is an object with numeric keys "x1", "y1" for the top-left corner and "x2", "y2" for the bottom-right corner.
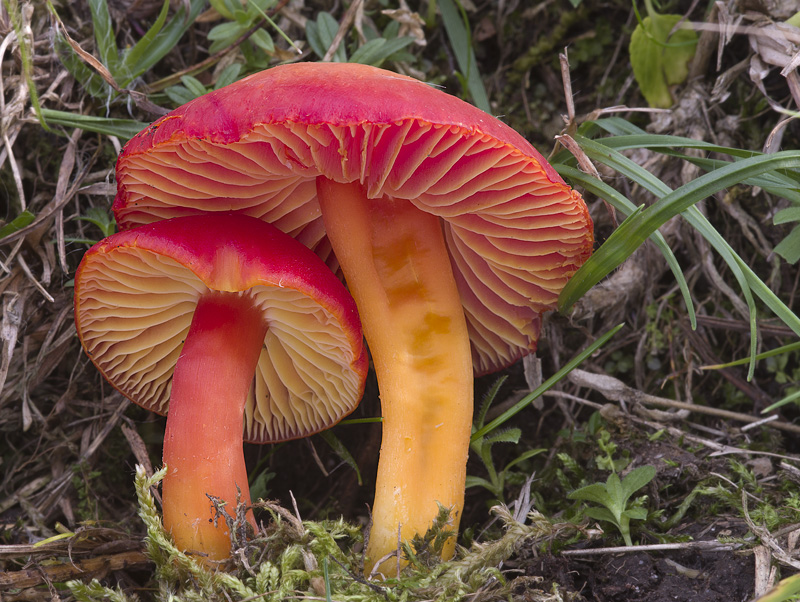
[
  {"x1": 436, "y1": 0, "x2": 491, "y2": 112},
  {"x1": 471, "y1": 323, "x2": 624, "y2": 442},
  {"x1": 556, "y1": 164, "x2": 696, "y2": 330},
  {"x1": 40, "y1": 109, "x2": 146, "y2": 139},
  {"x1": 558, "y1": 142, "x2": 800, "y2": 379},
  {"x1": 52, "y1": 0, "x2": 205, "y2": 101}
]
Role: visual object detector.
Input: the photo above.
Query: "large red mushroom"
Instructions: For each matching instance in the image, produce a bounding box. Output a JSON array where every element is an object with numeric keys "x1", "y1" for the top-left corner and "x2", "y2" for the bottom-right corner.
[
  {"x1": 110, "y1": 62, "x2": 594, "y2": 574},
  {"x1": 74, "y1": 213, "x2": 367, "y2": 561}
]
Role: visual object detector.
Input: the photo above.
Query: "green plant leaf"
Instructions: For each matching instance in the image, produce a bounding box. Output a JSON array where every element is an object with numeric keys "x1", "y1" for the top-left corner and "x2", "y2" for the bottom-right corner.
[
  {"x1": 120, "y1": 0, "x2": 205, "y2": 86},
  {"x1": 556, "y1": 164, "x2": 696, "y2": 329},
  {"x1": 559, "y1": 146, "x2": 800, "y2": 344},
  {"x1": 180, "y1": 75, "x2": 208, "y2": 98},
  {"x1": 214, "y1": 63, "x2": 243, "y2": 90},
  {"x1": 250, "y1": 29, "x2": 275, "y2": 54},
  {"x1": 437, "y1": 0, "x2": 490, "y2": 112},
  {"x1": 88, "y1": 0, "x2": 120, "y2": 73},
  {"x1": 164, "y1": 85, "x2": 197, "y2": 105},
  {"x1": 319, "y1": 430, "x2": 362, "y2": 486},
  {"x1": 568, "y1": 483, "x2": 611, "y2": 506},
  {"x1": 306, "y1": 12, "x2": 346, "y2": 62},
  {"x1": 0, "y1": 211, "x2": 35, "y2": 240},
  {"x1": 75, "y1": 207, "x2": 116, "y2": 238},
  {"x1": 621, "y1": 466, "x2": 657, "y2": 499},
  {"x1": 349, "y1": 36, "x2": 416, "y2": 67},
  {"x1": 504, "y1": 448, "x2": 546, "y2": 473},
  {"x1": 754, "y1": 572, "x2": 800, "y2": 602},
  {"x1": 629, "y1": 13, "x2": 697, "y2": 108},
  {"x1": 583, "y1": 506, "x2": 617, "y2": 525},
  {"x1": 623, "y1": 507, "x2": 649, "y2": 520},
  {"x1": 774, "y1": 225, "x2": 800, "y2": 264},
  {"x1": 485, "y1": 428, "x2": 522, "y2": 446},
  {"x1": 471, "y1": 323, "x2": 624, "y2": 442},
  {"x1": 39, "y1": 108, "x2": 146, "y2": 139},
  {"x1": 464, "y1": 475, "x2": 497, "y2": 492}
]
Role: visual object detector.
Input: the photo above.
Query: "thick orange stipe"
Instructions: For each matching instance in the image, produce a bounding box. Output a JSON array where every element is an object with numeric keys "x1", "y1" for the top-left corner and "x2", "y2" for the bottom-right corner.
[
  {"x1": 162, "y1": 292, "x2": 267, "y2": 559},
  {"x1": 318, "y1": 180, "x2": 473, "y2": 575}
]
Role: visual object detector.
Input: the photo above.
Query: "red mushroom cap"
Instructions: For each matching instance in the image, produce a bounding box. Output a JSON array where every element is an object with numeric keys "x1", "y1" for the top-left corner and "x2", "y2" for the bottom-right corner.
[
  {"x1": 113, "y1": 62, "x2": 593, "y2": 375},
  {"x1": 74, "y1": 213, "x2": 367, "y2": 442}
]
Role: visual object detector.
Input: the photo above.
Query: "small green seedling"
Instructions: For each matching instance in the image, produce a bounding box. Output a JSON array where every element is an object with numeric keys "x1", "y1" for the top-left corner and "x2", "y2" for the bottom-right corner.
[
  {"x1": 466, "y1": 377, "x2": 545, "y2": 503},
  {"x1": 568, "y1": 465, "x2": 656, "y2": 546}
]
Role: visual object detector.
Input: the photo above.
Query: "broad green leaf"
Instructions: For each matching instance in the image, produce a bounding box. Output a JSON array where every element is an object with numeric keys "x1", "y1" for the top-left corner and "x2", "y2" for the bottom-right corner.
[
  {"x1": 306, "y1": 12, "x2": 346, "y2": 62},
  {"x1": 629, "y1": 14, "x2": 697, "y2": 108},
  {"x1": 164, "y1": 85, "x2": 196, "y2": 105},
  {"x1": 209, "y1": 0, "x2": 240, "y2": 20},
  {"x1": 605, "y1": 472, "x2": 625, "y2": 516},
  {"x1": 465, "y1": 475, "x2": 497, "y2": 491},
  {"x1": 180, "y1": 75, "x2": 208, "y2": 98},
  {"x1": 76, "y1": 207, "x2": 116, "y2": 237},
  {"x1": 774, "y1": 225, "x2": 800, "y2": 264},
  {"x1": 568, "y1": 483, "x2": 610, "y2": 506},
  {"x1": 583, "y1": 506, "x2": 617, "y2": 524},
  {"x1": 621, "y1": 466, "x2": 656, "y2": 499},
  {"x1": 623, "y1": 507, "x2": 649, "y2": 520},
  {"x1": 775, "y1": 207, "x2": 800, "y2": 224},
  {"x1": 214, "y1": 63, "x2": 242, "y2": 90},
  {"x1": 250, "y1": 29, "x2": 275, "y2": 54},
  {"x1": 349, "y1": 36, "x2": 415, "y2": 67},
  {"x1": 208, "y1": 21, "x2": 244, "y2": 42}
]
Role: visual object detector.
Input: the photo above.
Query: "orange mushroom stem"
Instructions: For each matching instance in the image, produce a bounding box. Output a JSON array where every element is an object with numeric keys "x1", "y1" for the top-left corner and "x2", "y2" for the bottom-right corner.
[
  {"x1": 162, "y1": 292, "x2": 267, "y2": 558},
  {"x1": 318, "y1": 180, "x2": 473, "y2": 575}
]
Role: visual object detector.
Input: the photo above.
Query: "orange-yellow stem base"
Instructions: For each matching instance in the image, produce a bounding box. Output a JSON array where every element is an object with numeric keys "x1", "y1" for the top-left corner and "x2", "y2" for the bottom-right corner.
[{"x1": 318, "y1": 180, "x2": 474, "y2": 577}]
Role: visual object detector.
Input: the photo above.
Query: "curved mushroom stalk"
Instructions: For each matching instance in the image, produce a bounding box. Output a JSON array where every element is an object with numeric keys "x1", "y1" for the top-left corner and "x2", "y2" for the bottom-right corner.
[
  {"x1": 318, "y1": 179, "x2": 474, "y2": 575},
  {"x1": 74, "y1": 214, "x2": 367, "y2": 564},
  {"x1": 163, "y1": 291, "x2": 267, "y2": 559}
]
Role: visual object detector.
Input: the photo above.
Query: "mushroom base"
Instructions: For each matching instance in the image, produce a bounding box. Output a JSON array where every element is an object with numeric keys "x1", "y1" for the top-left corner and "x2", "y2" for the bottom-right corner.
[
  {"x1": 318, "y1": 179, "x2": 474, "y2": 577},
  {"x1": 162, "y1": 291, "x2": 268, "y2": 561}
]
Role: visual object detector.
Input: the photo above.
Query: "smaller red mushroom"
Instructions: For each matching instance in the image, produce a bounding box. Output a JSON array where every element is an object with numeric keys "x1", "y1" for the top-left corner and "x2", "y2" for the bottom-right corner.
[{"x1": 74, "y1": 213, "x2": 367, "y2": 561}]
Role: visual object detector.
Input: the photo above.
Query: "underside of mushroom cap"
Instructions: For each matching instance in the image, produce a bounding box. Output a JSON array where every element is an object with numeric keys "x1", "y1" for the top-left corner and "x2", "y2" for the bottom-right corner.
[
  {"x1": 113, "y1": 62, "x2": 593, "y2": 374},
  {"x1": 74, "y1": 213, "x2": 367, "y2": 442}
]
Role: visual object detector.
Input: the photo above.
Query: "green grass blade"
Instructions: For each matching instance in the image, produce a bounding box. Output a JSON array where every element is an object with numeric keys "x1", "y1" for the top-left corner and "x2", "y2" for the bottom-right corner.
[
  {"x1": 437, "y1": 0, "x2": 490, "y2": 112},
  {"x1": 761, "y1": 389, "x2": 800, "y2": 413},
  {"x1": 0, "y1": 211, "x2": 36, "y2": 240},
  {"x1": 559, "y1": 150, "x2": 800, "y2": 364},
  {"x1": 120, "y1": 0, "x2": 171, "y2": 81},
  {"x1": 88, "y1": 0, "x2": 120, "y2": 72},
  {"x1": 119, "y1": 0, "x2": 205, "y2": 85},
  {"x1": 471, "y1": 323, "x2": 624, "y2": 442},
  {"x1": 557, "y1": 164, "x2": 696, "y2": 329},
  {"x1": 40, "y1": 108, "x2": 146, "y2": 139}
]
